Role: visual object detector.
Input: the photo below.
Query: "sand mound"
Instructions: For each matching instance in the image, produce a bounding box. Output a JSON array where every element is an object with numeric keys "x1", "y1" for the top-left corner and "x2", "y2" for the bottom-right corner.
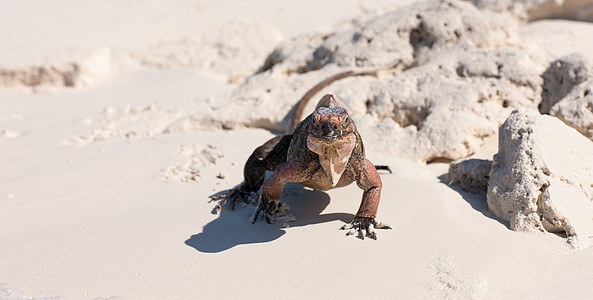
[
  {"x1": 64, "y1": 103, "x2": 183, "y2": 146},
  {"x1": 132, "y1": 19, "x2": 284, "y2": 83},
  {"x1": 0, "y1": 47, "x2": 111, "y2": 89},
  {"x1": 162, "y1": 144, "x2": 226, "y2": 183},
  {"x1": 425, "y1": 256, "x2": 488, "y2": 299}
]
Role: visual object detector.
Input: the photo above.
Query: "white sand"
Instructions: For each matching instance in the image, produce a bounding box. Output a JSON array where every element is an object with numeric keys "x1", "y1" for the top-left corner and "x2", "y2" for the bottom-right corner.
[{"x1": 2, "y1": 1, "x2": 593, "y2": 299}]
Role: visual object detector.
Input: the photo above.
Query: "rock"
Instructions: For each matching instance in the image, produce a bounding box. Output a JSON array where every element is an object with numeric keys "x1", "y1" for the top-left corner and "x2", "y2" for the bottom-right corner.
[
  {"x1": 550, "y1": 87, "x2": 593, "y2": 139},
  {"x1": 448, "y1": 158, "x2": 492, "y2": 195},
  {"x1": 171, "y1": 0, "x2": 550, "y2": 163},
  {"x1": 310, "y1": 0, "x2": 517, "y2": 69},
  {"x1": 260, "y1": 32, "x2": 329, "y2": 75},
  {"x1": 355, "y1": 48, "x2": 543, "y2": 162},
  {"x1": 487, "y1": 108, "x2": 593, "y2": 249},
  {"x1": 540, "y1": 54, "x2": 593, "y2": 139},
  {"x1": 0, "y1": 47, "x2": 111, "y2": 89},
  {"x1": 472, "y1": 0, "x2": 593, "y2": 22},
  {"x1": 221, "y1": 0, "x2": 520, "y2": 128},
  {"x1": 540, "y1": 53, "x2": 592, "y2": 114}
]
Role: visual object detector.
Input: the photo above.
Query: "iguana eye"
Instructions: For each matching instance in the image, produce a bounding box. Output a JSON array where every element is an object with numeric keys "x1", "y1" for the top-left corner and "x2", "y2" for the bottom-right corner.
[{"x1": 342, "y1": 115, "x2": 350, "y2": 126}]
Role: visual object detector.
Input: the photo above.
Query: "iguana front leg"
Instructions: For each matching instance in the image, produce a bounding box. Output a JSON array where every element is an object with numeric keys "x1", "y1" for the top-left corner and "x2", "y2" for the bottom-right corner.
[
  {"x1": 341, "y1": 159, "x2": 391, "y2": 239},
  {"x1": 252, "y1": 159, "x2": 315, "y2": 223}
]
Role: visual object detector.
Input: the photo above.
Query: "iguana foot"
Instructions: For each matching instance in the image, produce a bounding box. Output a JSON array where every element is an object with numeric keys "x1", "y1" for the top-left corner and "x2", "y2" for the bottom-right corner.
[
  {"x1": 251, "y1": 197, "x2": 295, "y2": 224},
  {"x1": 340, "y1": 217, "x2": 391, "y2": 240},
  {"x1": 209, "y1": 183, "x2": 257, "y2": 214}
]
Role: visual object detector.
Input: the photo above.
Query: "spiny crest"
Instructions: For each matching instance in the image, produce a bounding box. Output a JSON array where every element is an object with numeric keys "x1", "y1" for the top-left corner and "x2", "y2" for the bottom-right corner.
[
  {"x1": 313, "y1": 94, "x2": 347, "y2": 120},
  {"x1": 313, "y1": 94, "x2": 356, "y2": 122},
  {"x1": 316, "y1": 94, "x2": 337, "y2": 109}
]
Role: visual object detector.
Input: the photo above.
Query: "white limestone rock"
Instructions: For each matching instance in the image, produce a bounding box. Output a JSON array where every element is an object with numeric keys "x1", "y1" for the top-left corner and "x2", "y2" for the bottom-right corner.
[
  {"x1": 472, "y1": 0, "x2": 593, "y2": 22},
  {"x1": 260, "y1": 0, "x2": 518, "y2": 73},
  {"x1": 260, "y1": 32, "x2": 329, "y2": 76},
  {"x1": 177, "y1": 45, "x2": 545, "y2": 163},
  {"x1": 551, "y1": 93, "x2": 593, "y2": 139},
  {"x1": 309, "y1": 0, "x2": 517, "y2": 69},
  {"x1": 355, "y1": 48, "x2": 544, "y2": 162},
  {"x1": 217, "y1": 0, "x2": 520, "y2": 133},
  {"x1": 448, "y1": 158, "x2": 492, "y2": 195},
  {"x1": 487, "y1": 108, "x2": 593, "y2": 249},
  {"x1": 170, "y1": 0, "x2": 550, "y2": 162},
  {"x1": 540, "y1": 53, "x2": 592, "y2": 114},
  {"x1": 541, "y1": 53, "x2": 593, "y2": 139}
]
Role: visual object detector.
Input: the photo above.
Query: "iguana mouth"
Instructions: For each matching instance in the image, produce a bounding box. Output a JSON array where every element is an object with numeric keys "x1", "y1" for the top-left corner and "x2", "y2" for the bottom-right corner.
[
  {"x1": 306, "y1": 133, "x2": 356, "y2": 187},
  {"x1": 322, "y1": 135, "x2": 340, "y2": 141}
]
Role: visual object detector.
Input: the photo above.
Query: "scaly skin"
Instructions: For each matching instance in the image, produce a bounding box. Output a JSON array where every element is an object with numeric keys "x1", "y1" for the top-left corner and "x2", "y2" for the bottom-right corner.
[{"x1": 213, "y1": 94, "x2": 390, "y2": 239}]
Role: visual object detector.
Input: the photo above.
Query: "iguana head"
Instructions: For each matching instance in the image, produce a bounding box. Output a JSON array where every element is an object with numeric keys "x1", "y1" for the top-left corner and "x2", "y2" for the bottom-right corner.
[{"x1": 306, "y1": 94, "x2": 357, "y2": 187}]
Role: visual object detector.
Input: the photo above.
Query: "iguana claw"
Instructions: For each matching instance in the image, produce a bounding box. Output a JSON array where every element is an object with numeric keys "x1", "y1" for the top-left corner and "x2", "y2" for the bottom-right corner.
[
  {"x1": 251, "y1": 199, "x2": 276, "y2": 224},
  {"x1": 209, "y1": 183, "x2": 256, "y2": 214},
  {"x1": 251, "y1": 197, "x2": 295, "y2": 224},
  {"x1": 340, "y1": 217, "x2": 391, "y2": 240}
]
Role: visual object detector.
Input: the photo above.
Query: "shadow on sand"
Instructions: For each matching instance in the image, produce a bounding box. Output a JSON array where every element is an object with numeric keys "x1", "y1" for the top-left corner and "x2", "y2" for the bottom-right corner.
[
  {"x1": 437, "y1": 174, "x2": 509, "y2": 228},
  {"x1": 185, "y1": 183, "x2": 355, "y2": 253}
]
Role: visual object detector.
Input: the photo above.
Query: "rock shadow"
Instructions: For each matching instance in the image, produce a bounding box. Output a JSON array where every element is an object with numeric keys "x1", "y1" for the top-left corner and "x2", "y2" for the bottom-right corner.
[
  {"x1": 185, "y1": 183, "x2": 355, "y2": 253},
  {"x1": 437, "y1": 174, "x2": 509, "y2": 229}
]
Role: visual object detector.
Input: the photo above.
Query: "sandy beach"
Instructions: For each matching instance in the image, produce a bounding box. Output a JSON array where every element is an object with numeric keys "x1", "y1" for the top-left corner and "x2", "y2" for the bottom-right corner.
[{"x1": 2, "y1": 0, "x2": 593, "y2": 299}]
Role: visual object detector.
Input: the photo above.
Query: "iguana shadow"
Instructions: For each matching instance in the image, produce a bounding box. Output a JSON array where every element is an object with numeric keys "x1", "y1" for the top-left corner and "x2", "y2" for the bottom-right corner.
[{"x1": 185, "y1": 183, "x2": 355, "y2": 253}]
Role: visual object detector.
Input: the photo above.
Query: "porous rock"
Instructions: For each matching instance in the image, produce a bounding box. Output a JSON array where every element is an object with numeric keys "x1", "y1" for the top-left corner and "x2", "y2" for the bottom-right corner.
[
  {"x1": 542, "y1": 53, "x2": 593, "y2": 139},
  {"x1": 448, "y1": 158, "x2": 492, "y2": 195},
  {"x1": 487, "y1": 108, "x2": 593, "y2": 249},
  {"x1": 172, "y1": 0, "x2": 549, "y2": 163},
  {"x1": 223, "y1": 0, "x2": 520, "y2": 128},
  {"x1": 472, "y1": 0, "x2": 593, "y2": 22},
  {"x1": 355, "y1": 47, "x2": 543, "y2": 162},
  {"x1": 551, "y1": 93, "x2": 593, "y2": 139},
  {"x1": 261, "y1": 0, "x2": 517, "y2": 73},
  {"x1": 540, "y1": 53, "x2": 592, "y2": 114}
]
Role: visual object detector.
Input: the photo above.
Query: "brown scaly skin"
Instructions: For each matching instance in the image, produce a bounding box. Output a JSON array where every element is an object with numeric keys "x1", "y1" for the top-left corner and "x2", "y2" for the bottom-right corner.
[{"x1": 212, "y1": 94, "x2": 390, "y2": 239}]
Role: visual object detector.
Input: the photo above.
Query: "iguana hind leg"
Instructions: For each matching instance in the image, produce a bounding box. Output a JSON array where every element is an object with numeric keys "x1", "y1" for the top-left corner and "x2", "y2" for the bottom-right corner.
[
  {"x1": 210, "y1": 134, "x2": 292, "y2": 212},
  {"x1": 243, "y1": 135, "x2": 292, "y2": 192}
]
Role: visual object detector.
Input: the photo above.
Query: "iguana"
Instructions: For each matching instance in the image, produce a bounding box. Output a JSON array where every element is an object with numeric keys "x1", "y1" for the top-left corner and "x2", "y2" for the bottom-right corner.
[{"x1": 212, "y1": 94, "x2": 391, "y2": 240}]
